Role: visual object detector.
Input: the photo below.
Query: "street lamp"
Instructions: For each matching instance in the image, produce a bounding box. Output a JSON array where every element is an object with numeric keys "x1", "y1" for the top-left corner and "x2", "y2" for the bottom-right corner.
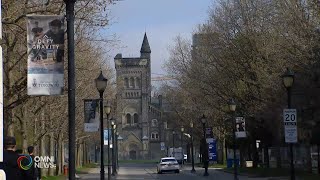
[
  {"x1": 190, "y1": 121, "x2": 196, "y2": 173},
  {"x1": 201, "y1": 114, "x2": 209, "y2": 176},
  {"x1": 115, "y1": 132, "x2": 119, "y2": 169},
  {"x1": 181, "y1": 126, "x2": 184, "y2": 164},
  {"x1": 95, "y1": 71, "x2": 108, "y2": 180},
  {"x1": 111, "y1": 119, "x2": 117, "y2": 175},
  {"x1": 229, "y1": 98, "x2": 238, "y2": 180},
  {"x1": 172, "y1": 130, "x2": 176, "y2": 157},
  {"x1": 104, "y1": 102, "x2": 111, "y2": 180},
  {"x1": 64, "y1": 0, "x2": 77, "y2": 179},
  {"x1": 282, "y1": 68, "x2": 295, "y2": 180}
]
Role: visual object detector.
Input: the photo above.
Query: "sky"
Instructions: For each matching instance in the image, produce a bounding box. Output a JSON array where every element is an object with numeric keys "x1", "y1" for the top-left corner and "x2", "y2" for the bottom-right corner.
[{"x1": 105, "y1": 0, "x2": 213, "y2": 77}]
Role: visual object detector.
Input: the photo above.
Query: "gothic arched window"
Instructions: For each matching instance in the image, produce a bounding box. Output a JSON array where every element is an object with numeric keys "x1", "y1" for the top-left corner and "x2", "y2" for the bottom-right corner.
[
  {"x1": 124, "y1": 77, "x2": 129, "y2": 88},
  {"x1": 136, "y1": 77, "x2": 140, "y2": 88},
  {"x1": 130, "y1": 77, "x2": 135, "y2": 88},
  {"x1": 126, "y1": 114, "x2": 131, "y2": 124},
  {"x1": 133, "y1": 114, "x2": 139, "y2": 124},
  {"x1": 151, "y1": 132, "x2": 159, "y2": 140}
]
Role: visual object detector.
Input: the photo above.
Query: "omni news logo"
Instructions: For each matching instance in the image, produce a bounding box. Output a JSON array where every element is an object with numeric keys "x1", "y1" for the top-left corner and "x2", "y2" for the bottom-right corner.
[{"x1": 17, "y1": 155, "x2": 56, "y2": 170}]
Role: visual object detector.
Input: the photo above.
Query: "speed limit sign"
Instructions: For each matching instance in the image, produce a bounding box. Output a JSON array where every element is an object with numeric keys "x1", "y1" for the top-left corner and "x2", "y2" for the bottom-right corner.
[{"x1": 283, "y1": 109, "x2": 297, "y2": 143}]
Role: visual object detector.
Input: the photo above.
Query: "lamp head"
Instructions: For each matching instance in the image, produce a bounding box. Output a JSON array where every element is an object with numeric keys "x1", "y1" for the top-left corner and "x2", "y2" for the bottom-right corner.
[
  {"x1": 190, "y1": 121, "x2": 193, "y2": 128},
  {"x1": 104, "y1": 101, "x2": 111, "y2": 115},
  {"x1": 282, "y1": 68, "x2": 294, "y2": 88},
  {"x1": 201, "y1": 114, "x2": 206, "y2": 124},
  {"x1": 95, "y1": 71, "x2": 108, "y2": 94},
  {"x1": 228, "y1": 98, "x2": 236, "y2": 112},
  {"x1": 181, "y1": 126, "x2": 184, "y2": 132}
]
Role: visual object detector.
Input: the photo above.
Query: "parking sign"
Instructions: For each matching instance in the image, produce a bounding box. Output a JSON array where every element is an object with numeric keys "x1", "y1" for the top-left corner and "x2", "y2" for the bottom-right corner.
[{"x1": 160, "y1": 142, "x2": 165, "y2": 151}]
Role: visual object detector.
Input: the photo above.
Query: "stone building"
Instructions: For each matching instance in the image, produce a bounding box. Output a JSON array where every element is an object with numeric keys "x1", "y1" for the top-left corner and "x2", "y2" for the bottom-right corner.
[{"x1": 114, "y1": 33, "x2": 165, "y2": 160}]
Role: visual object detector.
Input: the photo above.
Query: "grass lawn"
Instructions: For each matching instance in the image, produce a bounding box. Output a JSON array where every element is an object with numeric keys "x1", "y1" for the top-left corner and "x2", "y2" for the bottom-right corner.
[
  {"x1": 119, "y1": 159, "x2": 158, "y2": 164},
  {"x1": 222, "y1": 167, "x2": 320, "y2": 180},
  {"x1": 195, "y1": 162, "x2": 227, "y2": 168},
  {"x1": 76, "y1": 163, "x2": 99, "y2": 174}
]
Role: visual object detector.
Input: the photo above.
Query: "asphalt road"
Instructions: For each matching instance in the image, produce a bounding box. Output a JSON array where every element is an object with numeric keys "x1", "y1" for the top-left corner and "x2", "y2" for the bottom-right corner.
[{"x1": 78, "y1": 163, "x2": 279, "y2": 180}]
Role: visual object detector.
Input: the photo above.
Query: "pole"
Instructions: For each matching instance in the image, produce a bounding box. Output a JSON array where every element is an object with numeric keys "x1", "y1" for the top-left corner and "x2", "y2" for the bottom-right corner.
[
  {"x1": 111, "y1": 126, "x2": 115, "y2": 176},
  {"x1": 233, "y1": 111, "x2": 238, "y2": 180},
  {"x1": 99, "y1": 92, "x2": 105, "y2": 180},
  {"x1": 202, "y1": 123, "x2": 209, "y2": 176},
  {"x1": 191, "y1": 127, "x2": 196, "y2": 173},
  {"x1": 288, "y1": 87, "x2": 295, "y2": 180},
  {"x1": 172, "y1": 133, "x2": 175, "y2": 157},
  {"x1": 116, "y1": 133, "x2": 119, "y2": 169},
  {"x1": 317, "y1": 144, "x2": 320, "y2": 174},
  {"x1": 64, "y1": 0, "x2": 76, "y2": 179},
  {"x1": 181, "y1": 131, "x2": 183, "y2": 165},
  {"x1": 107, "y1": 113, "x2": 111, "y2": 180}
]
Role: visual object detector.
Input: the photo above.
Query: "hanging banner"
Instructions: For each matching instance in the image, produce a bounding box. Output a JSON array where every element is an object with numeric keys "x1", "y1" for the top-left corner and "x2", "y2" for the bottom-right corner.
[
  {"x1": 84, "y1": 99, "x2": 100, "y2": 132},
  {"x1": 235, "y1": 117, "x2": 247, "y2": 138},
  {"x1": 104, "y1": 129, "x2": 112, "y2": 147},
  {"x1": 27, "y1": 15, "x2": 65, "y2": 95}
]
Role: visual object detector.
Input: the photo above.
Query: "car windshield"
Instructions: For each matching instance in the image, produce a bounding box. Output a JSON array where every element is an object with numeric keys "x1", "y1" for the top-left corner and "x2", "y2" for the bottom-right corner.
[{"x1": 161, "y1": 159, "x2": 176, "y2": 162}]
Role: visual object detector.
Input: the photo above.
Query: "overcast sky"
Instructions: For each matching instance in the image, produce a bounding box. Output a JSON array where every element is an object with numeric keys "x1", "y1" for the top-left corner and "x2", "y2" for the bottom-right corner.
[{"x1": 105, "y1": 0, "x2": 213, "y2": 77}]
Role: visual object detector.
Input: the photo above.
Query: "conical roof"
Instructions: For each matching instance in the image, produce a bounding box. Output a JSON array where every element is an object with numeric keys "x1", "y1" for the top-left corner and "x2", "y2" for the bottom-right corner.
[{"x1": 140, "y1": 33, "x2": 151, "y2": 53}]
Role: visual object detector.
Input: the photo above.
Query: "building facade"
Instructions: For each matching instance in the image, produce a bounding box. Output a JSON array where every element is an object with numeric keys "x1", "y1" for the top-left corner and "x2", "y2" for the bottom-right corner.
[{"x1": 114, "y1": 33, "x2": 164, "y2": 160}]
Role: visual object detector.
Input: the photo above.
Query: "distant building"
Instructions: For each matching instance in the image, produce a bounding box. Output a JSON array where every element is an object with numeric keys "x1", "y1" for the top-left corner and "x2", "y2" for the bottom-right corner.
[{"x1": 114, "y1": 33, "x2": 166, "y2": 160}]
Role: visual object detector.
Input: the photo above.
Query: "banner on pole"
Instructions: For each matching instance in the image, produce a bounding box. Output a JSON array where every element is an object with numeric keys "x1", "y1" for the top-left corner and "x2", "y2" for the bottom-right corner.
[
  {"x1": 84, "y1": 99, "x2": 99, "y2": 132},
  {"x1": 27, "y1": 15, "x2": 65, "y2": 95},
  {"x1": 104, "y1": 129, "x2": 112, "y2": 146},
  {"x1": 235, "y1": 117, "x2": 247, "y2": 138}
]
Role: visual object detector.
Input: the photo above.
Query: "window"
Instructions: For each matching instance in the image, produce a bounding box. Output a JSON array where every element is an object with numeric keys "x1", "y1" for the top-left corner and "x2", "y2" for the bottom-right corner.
[
  {"x1": 151, "y1": 119, "x2": 158, "y2": 127},
  {"x1": 126, "y1": 114, "x2": 131, "y2": 124},
  {"x1": 130, "y1": 77, "x2": 135, "y2": 88},
  {"x1": 133, "y1": 114, "x2": 139, "y2": 124},
  {"x1": 124, "y1": 78, "x2": 129, "y2": 88},
  {"x1": 151, "y1": 132, "x2": 159, "y2": 140},
  {"x1": 136, "y1": 77, "x2": 140, "y2": 88}
]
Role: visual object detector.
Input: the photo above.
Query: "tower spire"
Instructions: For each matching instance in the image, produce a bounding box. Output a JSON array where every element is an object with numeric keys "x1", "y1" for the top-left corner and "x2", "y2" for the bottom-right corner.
[{"x1": 140, "y1": 32, "x2": 151, "y2": 53}]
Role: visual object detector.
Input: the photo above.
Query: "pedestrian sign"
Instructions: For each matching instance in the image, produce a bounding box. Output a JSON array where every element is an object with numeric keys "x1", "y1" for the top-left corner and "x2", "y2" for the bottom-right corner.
[
  {"x1": 283, "y1": 109, "x2": 297, "y2": 143},
  {"x1": 160, "y1": 142, "x2": 165, "y2": 151}
]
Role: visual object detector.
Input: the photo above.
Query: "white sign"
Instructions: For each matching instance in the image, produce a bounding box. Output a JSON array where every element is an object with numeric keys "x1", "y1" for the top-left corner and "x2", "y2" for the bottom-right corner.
[
  {"x1": 283, "y1": 109, "x2": 297, "y2": 143},
  {"x1": 160, "y1": 142, "x2": 165, "y2": 151}
]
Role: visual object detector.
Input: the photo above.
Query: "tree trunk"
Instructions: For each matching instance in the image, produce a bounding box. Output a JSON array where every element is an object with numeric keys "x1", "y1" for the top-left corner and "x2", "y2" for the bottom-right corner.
[
  {"x1": 49, "y1": 132, "x2": 54, "y2": 176},
  {"x1": 305, "y1": 144, "x2": 312, "y2": 173},
  {"x1": 253, "y1": 141, "x2": 259, "y2": 168},
  {"x1": 21, "y1": 105, "x2": 28, "y2": 153},
  {"x1": 276, "y1": 146, "x2": 281, "y2": 168}
]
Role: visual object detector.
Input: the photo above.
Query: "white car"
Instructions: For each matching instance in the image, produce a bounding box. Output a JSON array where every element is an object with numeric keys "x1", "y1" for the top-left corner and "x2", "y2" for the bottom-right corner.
[{"x1": 157, "y1": 157, "x2": 180, "y2": 174}]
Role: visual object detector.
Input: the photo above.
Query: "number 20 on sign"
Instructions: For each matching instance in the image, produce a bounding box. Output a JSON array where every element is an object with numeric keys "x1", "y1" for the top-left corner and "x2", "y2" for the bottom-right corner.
[{"x1": 283, "y1": 109, "x2": 298, "y2": 143}]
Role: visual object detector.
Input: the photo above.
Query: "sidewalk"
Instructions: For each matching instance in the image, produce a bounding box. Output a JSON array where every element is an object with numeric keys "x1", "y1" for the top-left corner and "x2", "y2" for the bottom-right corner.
[{"x1": 181, "y1": 165, "x2": 291, "y2": 180}]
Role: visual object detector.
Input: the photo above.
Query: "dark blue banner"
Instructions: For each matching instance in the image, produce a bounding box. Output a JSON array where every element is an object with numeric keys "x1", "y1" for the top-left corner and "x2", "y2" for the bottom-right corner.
[{"x1": 207, "y1": 138, "x2": 217, "y2": 161}]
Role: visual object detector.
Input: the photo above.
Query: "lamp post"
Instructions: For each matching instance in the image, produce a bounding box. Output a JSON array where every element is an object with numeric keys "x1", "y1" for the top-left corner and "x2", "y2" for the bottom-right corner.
[
  {"x1": 111, "y1": 120, "x2": 117, "y2": 175},
  {"x1": 282, "y1": 68, "x2": 295, "y2": 180},
  {"x1": 172, "y1": 130, "x2": 176, "y2": 157},
  {"x1": 104, "y1": 103, "x2": 111, "y2": 180},
  {"x1": 190, "y1": 121, "x2": 196, "y2": 173},
  {"x1": 116, "y1": 132, "x2": 119, "y2": 169},
  {"x1": 95, "y1": 71, "x2": 108, "y2": 180},
  {"x1": 229, "y1": 98, "x2": 238, "y2": 180},
  {"x1": 201, "y1": 114, "x2": 209, "y2": 176},
  {"x1": 181, "y1": 126, "x2": 184, "y2": 164},
  {"x1": 64, "y1": 0, "x2": 76, "y2": 179}
]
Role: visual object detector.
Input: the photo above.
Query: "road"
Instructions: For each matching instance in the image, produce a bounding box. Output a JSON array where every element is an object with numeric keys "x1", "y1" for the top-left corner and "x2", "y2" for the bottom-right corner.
[{"x1": 79, "y1": 163, "x2": 281, "y2": 180}]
